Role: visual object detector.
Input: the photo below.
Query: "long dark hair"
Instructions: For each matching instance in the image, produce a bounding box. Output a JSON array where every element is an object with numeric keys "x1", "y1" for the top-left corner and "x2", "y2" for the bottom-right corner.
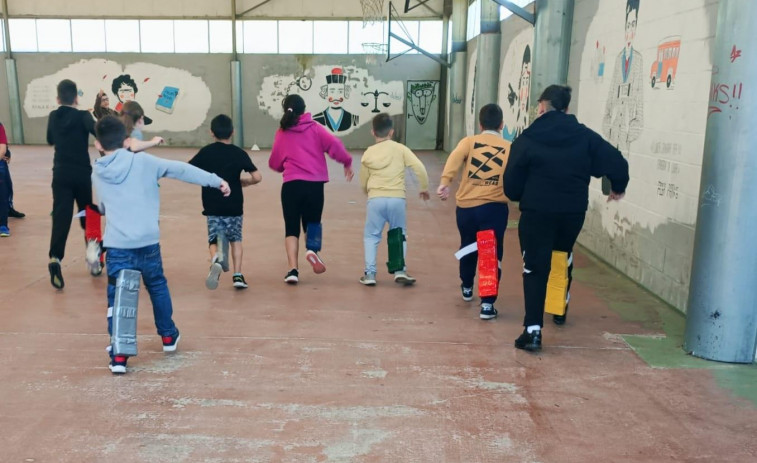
[
  {"x1": 121, "y1": 100, "x2": 145, "y2": 135},
  {"x1": 280, "y1": 94, "x2": 306, "y2": 130},
  {"x1": 93, "y1": 91, "x2": 117, "y2": 120}
]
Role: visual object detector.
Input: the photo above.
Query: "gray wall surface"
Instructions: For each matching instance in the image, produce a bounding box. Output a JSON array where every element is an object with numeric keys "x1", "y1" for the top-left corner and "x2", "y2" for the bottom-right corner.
[{"x1": 0, "y1": 60, "x2": 12, "y2": 142}]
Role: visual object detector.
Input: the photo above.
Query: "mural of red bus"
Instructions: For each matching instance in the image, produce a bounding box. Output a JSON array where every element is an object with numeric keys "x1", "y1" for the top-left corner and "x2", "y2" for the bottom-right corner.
[{"x1": 650, "y1": 36, "x2": 681, "y2": 89}]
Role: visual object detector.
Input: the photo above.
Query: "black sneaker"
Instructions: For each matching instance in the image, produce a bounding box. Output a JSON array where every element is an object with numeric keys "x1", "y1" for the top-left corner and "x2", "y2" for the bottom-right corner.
[
  {"x1": 48, "y1": 258, "x2": 64, "y2": 289},
  {"x1": 553, "y1": 304, "x2": 569, "y2": 325},
  {"x1": 162, "y1": 331, "x2": 181, "y2": 353},
  {"x1": 284, "y1": 268, "x2": 299, "y2": 284},
  {"x1": 479, "y1": 304, "x2": 498, "y2": 320},
  {"x1": 233, "y1": 274, "x2": 249, "y2": 289},
  {"x1": 8, "y1": 208, "x2": 25, "y2": 219},
  {"x1": 461, "y1": 285, "x2": 473, "y2": 302},
  {"x1": 109, "y1": 355, "x2": 127, "y2": 374},
  {"x1": 514, "y1": 329, "x2": 542, "y2": 352}
]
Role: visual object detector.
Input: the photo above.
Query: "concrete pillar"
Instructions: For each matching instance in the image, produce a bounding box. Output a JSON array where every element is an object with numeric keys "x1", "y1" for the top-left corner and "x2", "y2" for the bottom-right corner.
[
  {"x1": 445, "y1": 0, "x2": 468, "y2": 151},
  {"x1": 474, "y1": 0, "x2": 501, "y2": 126},
  {"x1": 5, "y1": 60, "x2": 24, "y2": 144},
  {"x1": 683, "y1": 0, "x2": 757, "y2": 364},
  {"x1": 231, "y1": 61, "x2": 244, "y2": 148},
  {"x1": 530, "y1": 0, "x2": 573, "y2": 113}
]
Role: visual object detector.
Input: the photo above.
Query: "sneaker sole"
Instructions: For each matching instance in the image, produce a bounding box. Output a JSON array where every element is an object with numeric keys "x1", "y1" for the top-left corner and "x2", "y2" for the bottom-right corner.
[
  {"x1": 109, "y1": 365, "x2": 126, "y2": 374},
  {"x1": 394, "y1": 276, "x2": 415, "y2": 286},
  {"x1": 233, "y1": 282, "x2": 249, "y2": 289},
  {"x1": 515, "y1": 343, "x2": 542, "y2": 352},
  {"x1": 462, "y1": 295, "x2": 473, "y2": 302},
  {"x1": 360, "y1": 279, "x2": 376, "y2": 286},
  {"x1": 305, "y1": 251, "x2": 326, "y2": 274},
  {"x1": 163, "y1": 333, "x2": 181, "y2": 353},
  {"x1": 285, "y1": 276, "x2": 299, "y2": 284},
  {"x1": 206, "y1": 262, "x2": 223, "y2": 290},
  {"x1": 0, "y1": 233, "x2": 9, "y2": 237},
  {"x1": 48, "y1": 262, "x2": 64, "y2": 289},
  {"x1": 479, "y1": 313, "x2": 498, "y2": 320}
]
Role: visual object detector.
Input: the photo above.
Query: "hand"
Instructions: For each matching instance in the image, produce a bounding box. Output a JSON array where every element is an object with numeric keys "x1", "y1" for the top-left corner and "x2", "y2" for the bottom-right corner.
[
  {"x1": 437, "y1": 185, "x2": 450, "y2": 201},
  {"x1": 219, "y1": 180, "x2": 231, "y2": 197},
  {"x1": 151, "y1": 136, "x2": 164, "y2": 145},
  {"x1": 419, "y1": 191, "x2": 430, "y2": 201},
  {"x1": 607, "y1": 191, "x2": 625, "y2": 202},
  {"x1": 344, "y1": 166, "x2": 354, "y2": 182},
  {"x1": 1, "y1": 155, "x2": 9, "y2": 164}
]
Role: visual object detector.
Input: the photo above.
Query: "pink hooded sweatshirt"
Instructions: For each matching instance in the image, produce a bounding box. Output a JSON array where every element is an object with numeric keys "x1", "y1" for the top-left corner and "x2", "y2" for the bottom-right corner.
[{"x1": 269, "y1": 113, "x2": 353, "y2": 183}]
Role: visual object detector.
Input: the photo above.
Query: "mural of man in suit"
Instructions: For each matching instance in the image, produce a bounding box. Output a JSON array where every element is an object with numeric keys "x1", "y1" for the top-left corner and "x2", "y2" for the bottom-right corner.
[
  {"x1": 603, "y1": 0, "x2": 644, "y2": 158},
  {"x1": 313, "y1": 68, "x2": 358, "y2": 133}
]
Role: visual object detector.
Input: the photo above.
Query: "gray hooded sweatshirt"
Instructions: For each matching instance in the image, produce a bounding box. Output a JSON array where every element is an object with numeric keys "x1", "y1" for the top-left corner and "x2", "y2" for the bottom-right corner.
[{"x1": 93, "y1": 148, "x2": 222, "y2": 249}]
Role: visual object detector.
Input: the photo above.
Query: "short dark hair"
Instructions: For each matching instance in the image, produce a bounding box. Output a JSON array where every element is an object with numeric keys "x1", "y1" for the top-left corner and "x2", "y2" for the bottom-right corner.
[
  {"x1": 538, "y1": 85, "x2": 572, "y2": 112},
  {"x1": 626, "y1": 0, "x2": 640, "y2": 21},
  {"x1": 57, "y1": 79, "x2": 78, "y2": 105},
  {"x1": 111, "y1": 74, "x2": 138, "y2": 97},
  {"x1": 372, "y1": 113, "x2": 393, "y2": 138},
  {"x1": 95, "y1": 115, "x2": 128, "y2": 151},
  {"x1": 211, "y1": 114, "x2": 234, "y2": 140},
  {"x1": 479, "y1": 104, "x2": 504, "y2": 131}
]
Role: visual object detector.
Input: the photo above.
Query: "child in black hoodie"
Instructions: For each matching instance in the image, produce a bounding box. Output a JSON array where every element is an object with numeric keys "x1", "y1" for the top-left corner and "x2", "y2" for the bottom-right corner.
[{"x1": 46, "y1": 79, "x2": 96, "y2": 289}]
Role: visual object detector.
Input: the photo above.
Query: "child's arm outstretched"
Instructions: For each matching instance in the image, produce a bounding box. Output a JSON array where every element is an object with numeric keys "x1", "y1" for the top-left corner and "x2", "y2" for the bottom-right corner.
[
  {"x1": 316, "y1": 124, "x2": 354, "y2": 181},
  {"x1": 149, "y1": 154, "x2": 230, "y2": 196},
  {"x1": 437, "y1": 138, "x2": 470, "y2": 201},
  {"x1": 129, "y1": 136, "x2": 164, "y2": 153},
  {"x1": 403, "y1": 146, "x2": 430, "y2": 200}
]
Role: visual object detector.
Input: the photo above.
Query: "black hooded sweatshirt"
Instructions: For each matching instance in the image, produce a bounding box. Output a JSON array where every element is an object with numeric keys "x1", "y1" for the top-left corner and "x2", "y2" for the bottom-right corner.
[
  {"x1": 46, "y1": 106, "x2": 96, "y2": 172},
  {"x1": 504, "y1": 110, "x2": 629, "y2": 214}
]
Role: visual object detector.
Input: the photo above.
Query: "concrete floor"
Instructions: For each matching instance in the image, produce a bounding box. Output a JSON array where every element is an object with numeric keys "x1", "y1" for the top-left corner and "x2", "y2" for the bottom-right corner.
[{"x1": 1, "y1": 146, "x2": 755, "y2": 462}]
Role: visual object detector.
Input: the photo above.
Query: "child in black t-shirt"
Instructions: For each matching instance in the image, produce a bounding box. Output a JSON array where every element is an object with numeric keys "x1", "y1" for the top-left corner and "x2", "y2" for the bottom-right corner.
[{"x1": 189, "y1": 115, "x2": 261, "y2": 289}]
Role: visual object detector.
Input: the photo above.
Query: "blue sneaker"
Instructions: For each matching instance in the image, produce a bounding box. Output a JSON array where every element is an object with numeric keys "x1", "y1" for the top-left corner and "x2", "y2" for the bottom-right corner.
[{"x1": 0, "y1": 225, "x2": 9, "y2": 237}]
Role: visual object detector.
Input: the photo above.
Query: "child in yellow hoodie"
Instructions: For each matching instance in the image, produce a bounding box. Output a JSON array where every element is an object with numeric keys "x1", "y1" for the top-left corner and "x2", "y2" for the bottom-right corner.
[{"x1": 359, "y1": 113, "x2": 429, "y2": 286}]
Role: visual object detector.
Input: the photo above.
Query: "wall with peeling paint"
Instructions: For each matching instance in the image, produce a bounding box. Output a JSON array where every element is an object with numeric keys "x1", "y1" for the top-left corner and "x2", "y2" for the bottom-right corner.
[
  {"x1": 240, "y1": 54, "x2": 441, "y2": 149},
  {"x1": 569, "y1": 0, "x2": 719, "y2": 312}
]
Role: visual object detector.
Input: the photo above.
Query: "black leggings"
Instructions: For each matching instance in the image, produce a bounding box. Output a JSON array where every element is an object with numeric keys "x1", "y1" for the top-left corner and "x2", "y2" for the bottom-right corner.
[
  {"x1": 50, "y1": 168, "x2": 92, "y2": 260},
  {"x1": 281, "y1": 180, "x2": 324, "y2": 238}
]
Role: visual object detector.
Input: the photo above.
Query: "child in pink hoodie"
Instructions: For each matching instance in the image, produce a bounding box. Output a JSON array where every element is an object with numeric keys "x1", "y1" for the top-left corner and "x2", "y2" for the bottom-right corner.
[{"x1": 269, "y1": 94, "x2": 354, "y2": 284}]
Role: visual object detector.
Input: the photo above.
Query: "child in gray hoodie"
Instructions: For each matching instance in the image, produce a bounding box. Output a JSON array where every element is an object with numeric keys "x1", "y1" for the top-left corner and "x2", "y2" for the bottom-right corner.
[{"x1": 92, "y1": 116, "x2": 230, "y2": 374}]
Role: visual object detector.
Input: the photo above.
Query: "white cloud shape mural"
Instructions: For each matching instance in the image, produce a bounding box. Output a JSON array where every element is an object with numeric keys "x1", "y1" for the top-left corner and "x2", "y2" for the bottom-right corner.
[
  {"x1": 257, "y1": 65, "x2": 404, "y2": 137},
  {"x1": 24, "y1": 59, "x2": 212, "y2": 132}
]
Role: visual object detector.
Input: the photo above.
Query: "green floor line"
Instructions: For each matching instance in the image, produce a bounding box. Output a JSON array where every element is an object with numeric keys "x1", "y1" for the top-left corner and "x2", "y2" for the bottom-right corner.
[{"x1": 573, "y1": 248, "x2": 757, "y2": 406}]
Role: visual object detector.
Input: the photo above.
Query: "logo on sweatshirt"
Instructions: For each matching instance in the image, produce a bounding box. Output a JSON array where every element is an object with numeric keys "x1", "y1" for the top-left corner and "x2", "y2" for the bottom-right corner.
[{"x1": 468, "y1": 143, "x2": 507, "y2": 186}]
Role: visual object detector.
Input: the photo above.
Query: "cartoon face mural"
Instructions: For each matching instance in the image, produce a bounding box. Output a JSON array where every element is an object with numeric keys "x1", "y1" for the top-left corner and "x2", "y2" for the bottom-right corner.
[
  {"x1": 111, "y1": 74, "x2": 138, "y2": 112},
  {"x1": 23, "y1": 59, "x2": 211, "y2": 132},
  {"x1": 408, "y1": 81, "x2": 438, "y2": 125},
  {"x1": 516, "y1": 45, "x2": 531, "y2": 136},
  {"x1": 497, "y1": 29, "x2": 533, "y2": 142},
  {"x1": 257, "y1": 65, "x2": 404, "y2": 137},
  {"x1": 602, "y1": 0, "x2": 644, "y2": 159},
  {"x1": 313, "y1": 68, "x2": 358, "y2": 133}
]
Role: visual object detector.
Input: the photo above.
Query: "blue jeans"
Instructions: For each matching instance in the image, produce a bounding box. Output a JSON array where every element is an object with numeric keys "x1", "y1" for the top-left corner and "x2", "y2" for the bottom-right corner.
[
  {"x1": 364, "y1": 197, "x2": 407, "y2": 274},
  {"x1": 0, "y1": 161, "x2": 9, "y2": 227},
  {"x1": 106, "y1": 244, "x2": 179, "y2": 350}
]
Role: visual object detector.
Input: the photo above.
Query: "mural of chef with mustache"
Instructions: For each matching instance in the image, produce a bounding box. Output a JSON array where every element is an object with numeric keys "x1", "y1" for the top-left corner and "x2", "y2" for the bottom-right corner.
[{"x1": 313, "y1": 68, "x2": 359, "y2": 133}]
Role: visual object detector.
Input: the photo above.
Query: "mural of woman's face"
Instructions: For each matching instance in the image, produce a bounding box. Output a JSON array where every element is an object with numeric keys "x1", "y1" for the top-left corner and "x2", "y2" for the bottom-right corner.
[
  {"x1": 327, "y1": 84, "x2": 345, "y2": 107},
  {"x1": 117, "y1": 83, "x2": 136, "y2": 103},
  {"x1": 625, "y1": 11, "x2": 638, "y2": 49}
]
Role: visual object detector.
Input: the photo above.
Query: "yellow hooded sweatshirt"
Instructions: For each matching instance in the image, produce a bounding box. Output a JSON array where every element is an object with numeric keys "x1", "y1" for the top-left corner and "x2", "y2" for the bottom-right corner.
[{"x1": 360, "y1": 140, "x2": 429, "y2": 199}]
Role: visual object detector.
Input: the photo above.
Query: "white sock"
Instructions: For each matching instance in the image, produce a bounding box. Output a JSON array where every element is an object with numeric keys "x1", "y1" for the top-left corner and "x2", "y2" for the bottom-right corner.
[{"x1": 527, "y1": 325, "x2": 541, "y2": 334}]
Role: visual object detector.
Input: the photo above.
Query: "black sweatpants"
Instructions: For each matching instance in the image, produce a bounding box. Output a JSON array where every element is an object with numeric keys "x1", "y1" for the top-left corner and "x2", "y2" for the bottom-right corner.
[
  {"x1": 456, "y1": 202, "x2": 509, "y2": 304},
  {"x1": 49, "y1": 168, "x2": 92, "y2": 260},
  {"x1": 281, "y1": 180, "x2": 325, "y2": 238},
  {"x1": 518, "y1": 210, "x2": 585, "y2": 327}
]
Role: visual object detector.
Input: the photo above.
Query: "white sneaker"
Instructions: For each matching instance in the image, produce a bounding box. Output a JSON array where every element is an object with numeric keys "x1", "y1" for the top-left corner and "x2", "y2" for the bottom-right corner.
[
  {"x1": 360, "y1": 272, "x2": 377, "y2": 286},
  {"x1": 86, "y1": 240, "x2": 102, "y2": 276},
  {"x1": 205, "y1": 255, "x2": 223, "y2": 290},
  {"x1": 394, "y1": 271, "x2": 416, "y2": 286}
]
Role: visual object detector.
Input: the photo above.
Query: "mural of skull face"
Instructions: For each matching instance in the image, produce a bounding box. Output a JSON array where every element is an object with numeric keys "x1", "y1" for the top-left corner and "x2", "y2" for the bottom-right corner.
[{"x1": 408, "y1": 82, "x2": 437, "y2": 125}]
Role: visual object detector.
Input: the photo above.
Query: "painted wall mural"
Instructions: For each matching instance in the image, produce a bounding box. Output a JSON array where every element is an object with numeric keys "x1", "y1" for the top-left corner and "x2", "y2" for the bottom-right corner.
[
  {"x1": 23, "y1": 59, "x2": 212, "y2": 132},
  {"x1": 405, "y1": 80, "x2": 440, "y2": 150},
  {"x1": 407, "y1": 80, "x2": 438, "y2": 125},
  {"x1": 465, "y1": 40, "x2": 478, "y2": 137},
  {"x1": 497, "y1": 27, "x2": 533, "y2": 142},
  {"x1": 256, "y1": 65, "x2": 404, "y2": 137}
]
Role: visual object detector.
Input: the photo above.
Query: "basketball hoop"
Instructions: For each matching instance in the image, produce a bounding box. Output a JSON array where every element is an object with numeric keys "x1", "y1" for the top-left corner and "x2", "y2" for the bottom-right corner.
[
  {"x1": 361, "y1": 0, "x2": 386, "y2": 26},
  {"x1": 362, "y1": 42, "x2": 388, "y2": 55}
]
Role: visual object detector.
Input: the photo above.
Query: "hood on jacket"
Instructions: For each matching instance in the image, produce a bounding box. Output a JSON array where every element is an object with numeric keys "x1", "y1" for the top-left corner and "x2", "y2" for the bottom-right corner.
[
  {"x1": 94, "y1": 148, "x2": 135, "y2": 185},
  {"x1": 521, "y1": 111, "x2": 587, "y2": 146},
  {"x1": 362, "y1": 141, "x2": 395, "y2": 170},
  {"x1": 288, "y1": 113, "x2": 319, "y2": 133},
  {"x1": 53, "y1": 106, "x2": 86, "y2": 131}
]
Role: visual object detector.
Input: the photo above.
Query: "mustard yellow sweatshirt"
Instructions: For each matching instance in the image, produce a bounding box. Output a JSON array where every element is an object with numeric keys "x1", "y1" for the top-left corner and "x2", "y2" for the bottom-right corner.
[
  {"x1": 440, "y1": 132, "x2": 511, "y2": 208},
  {"x1": 360, "y1": 140, "x2": 429, "y2": 199}
]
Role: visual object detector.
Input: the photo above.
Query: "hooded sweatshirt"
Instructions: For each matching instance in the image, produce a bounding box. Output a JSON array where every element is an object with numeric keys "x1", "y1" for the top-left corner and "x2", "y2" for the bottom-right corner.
[
  {"x1": 359, "y1": 140, "x2": 429, "y2": 199},
  {"x1": 440, "y1": 132, "x2": 511, "y2": 208},
  {"x1": 46, "y1": 106, "x2": 96, "y2": 172},
  {"x1": 93, "y1": 148, "x2": 222, "y2": 249},
  {"x1": 269, "y1": 113, "x2": 352, "y2": 183},
  {"x1": 504, "y1": 110, "x2": 629, "y2": 214}
]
